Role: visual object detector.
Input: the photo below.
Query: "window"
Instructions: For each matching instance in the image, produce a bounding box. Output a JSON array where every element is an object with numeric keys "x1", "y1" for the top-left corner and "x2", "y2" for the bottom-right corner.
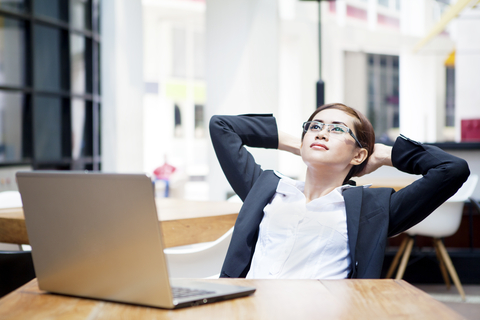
[
  {"x1": 0, "y1": 91, "x2": 25, "y2": 162},
  {"x1": 0, "y1": 16, "x2": 25, "y2": 87},
  {"x1": 446, "y1": 67, "x2": 455, "y2": 127},
  {"x1": 378, "y1": 0, "x2": 389, "y2": 7},
  {"x1": 0, "y1": 1, "x2": 101, "y2": 170},
  {"x1": 194, "y1": 104, "x2": 204, "y2": 138},
  {"x1": 367, "y1": 54, "x2": 399, "y2": 141},
  {"x1": 174, "y1": 104, "x2": 183, "y2": 138}
]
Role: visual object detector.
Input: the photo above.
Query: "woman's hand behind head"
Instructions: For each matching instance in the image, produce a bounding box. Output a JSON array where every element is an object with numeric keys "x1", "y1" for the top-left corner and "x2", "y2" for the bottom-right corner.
[{"x1": 355, "y1": 143, "x2": 393, "y2": 177}]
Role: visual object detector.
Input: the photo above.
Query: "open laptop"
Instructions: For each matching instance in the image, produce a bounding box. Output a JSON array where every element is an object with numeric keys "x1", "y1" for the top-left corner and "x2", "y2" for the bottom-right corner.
[{"x1": 16, "y1": 171, "x2": 254, "y2": 309}]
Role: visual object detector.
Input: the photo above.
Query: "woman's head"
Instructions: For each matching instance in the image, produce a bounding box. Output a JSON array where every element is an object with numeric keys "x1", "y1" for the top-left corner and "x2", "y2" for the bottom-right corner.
[{"x1": 301, "y1": 103, "x2": 375, "y2": 184}]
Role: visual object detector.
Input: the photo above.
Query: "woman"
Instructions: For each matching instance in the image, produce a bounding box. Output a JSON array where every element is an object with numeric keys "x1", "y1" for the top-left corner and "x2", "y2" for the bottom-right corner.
[{"x1": 209, "y1": 103, "x2": 469, "y2": 279}]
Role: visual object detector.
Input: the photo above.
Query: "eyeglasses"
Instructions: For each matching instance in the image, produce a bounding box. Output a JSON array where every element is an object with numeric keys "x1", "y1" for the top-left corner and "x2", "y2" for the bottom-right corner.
[{"x1": 302, "y1": 121, "x2": 363, "y2": 148}]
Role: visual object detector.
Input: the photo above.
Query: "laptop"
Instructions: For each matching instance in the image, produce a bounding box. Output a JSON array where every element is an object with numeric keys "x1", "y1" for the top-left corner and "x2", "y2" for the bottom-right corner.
[{"x1": 16, "y1": 171, "x2": 254, "y2": 309}]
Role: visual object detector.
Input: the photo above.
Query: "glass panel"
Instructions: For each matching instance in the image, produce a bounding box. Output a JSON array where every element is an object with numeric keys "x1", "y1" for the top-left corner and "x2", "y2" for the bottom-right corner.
[
  {"x1": 71, "y1": 99, "x2": 85, "y2": 159},
  {"x1": 93, "y1": 0, "x2": 100, "y2": 33},
  {"x1": 70, "y1": 34, "x2": 86, "y2": 94},
  {"x1": 97, "y1": 103, "x2": 101, "y2": 157},
  {"x1": 194, "y1": 104, "x2": 204, "y2": 138},
  {"x1": 0, "y1": 0, "x2": 28, "y2": 12},
  {"x1": 378, "y1": 0, "x2": 389, "y2": 7},
  {"x1": 34, "y1": 96, "x2": 62, "y2": 161},
  {"x1": 84, "y1": 100, "x2": 93, "y2": 156},
  {"x1": 34, "y1": 0, "x2": 67, "y2": 22},
  {"x1": 70, "y1": 0, "x2": 92, "y2": 30},
  {"x1": 34, "y1": 24, "x2": 61, "y2": 91},
  {"x1": 0, "y1": 16, "x2": 25, "y2": 87},
  {"x1": 367, "y1": 54, "x2": 399, "y2": 141},
  {"x1": 0, "y1": 91, "x2": 23, "y2": 162},
  {"x1": 174, "y1": 104, "x2": 183, "y2": 138},
  {"x1": 95, "y1": 41, "x2": 100, "y2": 94},
  {"x1": 446, "y1": 67, "x2": 455, "y2": 127},
  {"x1": 85, "y1": 37, "x2": 93, "y2": 93}
]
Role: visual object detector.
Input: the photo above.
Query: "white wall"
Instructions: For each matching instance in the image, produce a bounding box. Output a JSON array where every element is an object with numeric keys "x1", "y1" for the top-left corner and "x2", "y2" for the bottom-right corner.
[
  {"x1": 101, "y1": 0, "x2": 144, "y2": 173},
  {"x1": 344, "y1": 51, "x2": 367, "y2": 115},
  {"x1": 206, "y1": 0, "x2": 280, "y2": 200},
  {"x1": 455, "y1": 7, "x2": 480, "y2": 141}
]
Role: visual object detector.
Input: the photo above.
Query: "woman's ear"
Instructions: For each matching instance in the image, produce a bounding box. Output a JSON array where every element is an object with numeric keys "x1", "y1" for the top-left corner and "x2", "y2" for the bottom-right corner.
[{"x1": 350, "y1": 148, "x2": 368, "y2": 166}]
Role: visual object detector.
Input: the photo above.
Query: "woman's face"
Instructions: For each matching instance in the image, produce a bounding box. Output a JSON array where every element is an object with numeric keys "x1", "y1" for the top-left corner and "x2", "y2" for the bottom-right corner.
[{"x1": 300, "y1": 108, "x2": 365, "y2": 171}]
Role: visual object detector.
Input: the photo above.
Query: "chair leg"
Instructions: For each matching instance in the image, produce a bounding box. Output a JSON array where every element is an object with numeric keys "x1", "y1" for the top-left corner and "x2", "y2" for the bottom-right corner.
[
  {"x1": 435, "y1": 238, "x2": 466, "y2": 301},
  {"x1": 386, "y1": 236, "x2": 409, "y2": 278},
  {"x1": 433, "y1": 238, "x2": 451, "y2": 290},
  {"x1": 395, "y1": 236, "x2": 414, "y2": 280}
]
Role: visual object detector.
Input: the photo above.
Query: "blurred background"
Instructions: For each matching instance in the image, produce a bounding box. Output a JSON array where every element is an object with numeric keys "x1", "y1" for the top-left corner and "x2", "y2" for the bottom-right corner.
[
  {"x1": 0, "y1": 0, "x2": 479, "y2": 201},
  {"x1": 2, "y1": 2, "x2": 480, "y2": 312}
]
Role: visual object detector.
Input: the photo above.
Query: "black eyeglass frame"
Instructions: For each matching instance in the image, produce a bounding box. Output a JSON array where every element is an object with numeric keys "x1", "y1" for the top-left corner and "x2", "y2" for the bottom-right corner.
[{"x1": 302, "y1": 121, "x2": 364, "y2": 148}]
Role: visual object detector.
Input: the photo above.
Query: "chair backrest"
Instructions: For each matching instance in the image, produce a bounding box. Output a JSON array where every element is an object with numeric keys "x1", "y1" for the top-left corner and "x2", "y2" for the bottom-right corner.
[
  {"x1": 449, "y1": 174, "x2": 478, "y2": 202},
  {"x1": 163, "y1": 227, "x2": 233, "y2": 278},
  {"x1": 406, "y1": 174, "x2": 478, "y2": 238},
  {"x1": 0, "y1": 191, "x2": 23, "y2": 209}
]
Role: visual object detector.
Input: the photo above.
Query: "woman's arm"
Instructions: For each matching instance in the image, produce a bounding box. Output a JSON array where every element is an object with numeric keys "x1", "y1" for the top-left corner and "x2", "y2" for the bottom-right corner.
[
  {"x1": 387, "y1": 135, "x2": 470, "y2": 236},
  {"x1": 209, "y1": 114, "x2": 279, "y2": 201},
  {"x1": 278, "y1": 131, "x2": 301, "y2": 156}
]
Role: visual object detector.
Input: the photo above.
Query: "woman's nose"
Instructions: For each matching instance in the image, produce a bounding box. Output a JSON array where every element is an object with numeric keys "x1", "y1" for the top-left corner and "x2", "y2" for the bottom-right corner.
[{"x1": 315, "y1": 127, "x2": 329, "y2": 140}]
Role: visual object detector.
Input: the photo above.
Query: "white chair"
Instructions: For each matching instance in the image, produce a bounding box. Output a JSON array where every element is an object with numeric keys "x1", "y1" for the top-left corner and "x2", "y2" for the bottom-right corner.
[
  {"x1": 386, "y1": 174, "x2": 478, "y2": 301},
  {"x1": 0, "y1": 191, "x2": 30, "y2": 251},
  {"x1": 0, "y1": 191, "x2": 22, "y2": 209},
  {"x1": 164, "y1": 227, "x2": 233, "y2": 278}
]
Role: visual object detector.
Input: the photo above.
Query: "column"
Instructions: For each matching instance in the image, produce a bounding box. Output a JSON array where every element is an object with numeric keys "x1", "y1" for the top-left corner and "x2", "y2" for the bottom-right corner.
[
  {"x1": 101, "y1": 0, "x2": 144, "y2": 172},
  {"x1": 206, "y1": 0, "x2": 279, "y2": 200}
]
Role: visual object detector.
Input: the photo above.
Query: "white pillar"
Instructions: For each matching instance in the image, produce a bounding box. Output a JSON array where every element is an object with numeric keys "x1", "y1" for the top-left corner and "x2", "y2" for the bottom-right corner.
[
  {"x1": 455, "y1": 7, "x2": 480, "y2": 142},
  {"x1": 101, "y1": 0, "x2": 144, "y2": 172},
  {"x1": 206, "y1": 0, "x2": 279, "y2": 200},
  {"x1": 367, "y1": 0, "x2": 377, "y2": 31},
  {"x1": 399, "y1": 51, "x2": 437, "y2": 142}
]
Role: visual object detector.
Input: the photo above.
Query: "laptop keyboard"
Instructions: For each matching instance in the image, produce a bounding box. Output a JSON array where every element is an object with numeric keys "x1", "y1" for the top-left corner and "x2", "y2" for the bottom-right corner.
[{"x1": 172, "y1": 287, "x2": 215, "y2": 299}]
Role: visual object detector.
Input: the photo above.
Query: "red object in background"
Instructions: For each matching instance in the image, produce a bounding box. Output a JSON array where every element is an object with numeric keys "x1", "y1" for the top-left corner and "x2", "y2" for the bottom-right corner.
[
  {"x1": 153, "y1": 163, "x2": 176, "y2": 180},
  {"x1": 461, "y1": 119, "x2": 480, "y2": 142}
]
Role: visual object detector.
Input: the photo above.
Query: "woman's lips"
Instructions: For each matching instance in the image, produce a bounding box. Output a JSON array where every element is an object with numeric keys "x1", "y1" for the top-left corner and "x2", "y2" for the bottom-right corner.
[{"x1": 310, "y1": 142, "x2": 328, "y2": 150}]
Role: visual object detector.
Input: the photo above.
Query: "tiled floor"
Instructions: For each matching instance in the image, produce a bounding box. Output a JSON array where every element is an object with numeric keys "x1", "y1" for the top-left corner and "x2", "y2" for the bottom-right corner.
[{"x1": 414, "y1": 284, "x2": 480, "y2": 319}]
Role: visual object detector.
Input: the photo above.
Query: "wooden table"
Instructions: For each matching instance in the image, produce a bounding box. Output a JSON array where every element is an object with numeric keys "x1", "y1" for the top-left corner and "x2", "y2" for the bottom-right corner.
[
  {"x1": 0, "y1": 278, "x2": 462, "y2": 319},
  {"x1": 0, "y1": 199, "x2": 241, "y2": 248}
]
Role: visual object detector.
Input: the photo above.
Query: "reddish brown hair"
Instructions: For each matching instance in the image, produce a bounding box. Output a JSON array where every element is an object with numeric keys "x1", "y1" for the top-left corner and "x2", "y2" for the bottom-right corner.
[{"x1": 302, "y1": 103, "x2": 375, "y2": 184}]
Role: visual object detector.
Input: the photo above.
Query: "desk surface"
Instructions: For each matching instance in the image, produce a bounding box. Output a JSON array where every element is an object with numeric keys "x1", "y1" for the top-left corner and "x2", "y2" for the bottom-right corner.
[
  {"x1": 0, "y1": 278, "x2": 462, "y2": 319},
  {"x1": 0, "y1": 199, "x2": 241, "y2": 247}
]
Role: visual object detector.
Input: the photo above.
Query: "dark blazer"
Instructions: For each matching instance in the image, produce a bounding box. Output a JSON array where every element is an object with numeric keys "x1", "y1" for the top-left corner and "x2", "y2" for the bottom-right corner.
[{"x1": 209, "y1": 114, "x2": 470, "y2": 279}]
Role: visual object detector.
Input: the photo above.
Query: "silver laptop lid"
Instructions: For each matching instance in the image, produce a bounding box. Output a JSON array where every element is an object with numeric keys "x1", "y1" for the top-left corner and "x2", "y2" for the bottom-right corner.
[{"x1": 17, "y1": 171, "x2": 175, "y2": 308}]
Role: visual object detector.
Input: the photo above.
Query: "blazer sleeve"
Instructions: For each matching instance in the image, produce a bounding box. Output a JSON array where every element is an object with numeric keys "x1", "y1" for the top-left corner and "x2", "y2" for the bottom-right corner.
[
  {"x1": 209, "y1": 114, "x2": 279, "y2": 201},
  {"x1": 387, "y1": 135, "x2": 470, "y2": 236}
]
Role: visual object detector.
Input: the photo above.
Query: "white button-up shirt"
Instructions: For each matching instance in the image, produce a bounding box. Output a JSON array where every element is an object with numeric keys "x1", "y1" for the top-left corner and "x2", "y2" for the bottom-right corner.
[{"x1": 246, "y1": 175, "x2": 361, "y2": 279}]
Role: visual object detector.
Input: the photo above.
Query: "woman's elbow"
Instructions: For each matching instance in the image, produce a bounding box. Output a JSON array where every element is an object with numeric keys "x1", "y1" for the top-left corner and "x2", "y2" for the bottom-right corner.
[{"x1": 450, "y1": 158, "x2": 470, "y2": 186}]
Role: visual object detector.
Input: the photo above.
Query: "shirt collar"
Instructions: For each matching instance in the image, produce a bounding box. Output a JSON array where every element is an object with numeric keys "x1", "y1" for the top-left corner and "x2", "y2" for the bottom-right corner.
[{"x1": 273, "y1": 170, "x2": 370, "y2": 198}]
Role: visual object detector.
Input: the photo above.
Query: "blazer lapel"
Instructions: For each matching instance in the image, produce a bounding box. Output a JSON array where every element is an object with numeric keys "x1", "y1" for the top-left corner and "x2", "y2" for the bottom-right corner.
[{"x1": 343, "y1": 187, "x2": 363, "y2": 276}]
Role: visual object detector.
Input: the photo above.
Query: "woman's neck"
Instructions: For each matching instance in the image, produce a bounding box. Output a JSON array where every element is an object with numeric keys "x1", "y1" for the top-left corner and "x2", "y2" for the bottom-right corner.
[{"x1": 303, "y1": 166, "x2": 348, "y2": 203}]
